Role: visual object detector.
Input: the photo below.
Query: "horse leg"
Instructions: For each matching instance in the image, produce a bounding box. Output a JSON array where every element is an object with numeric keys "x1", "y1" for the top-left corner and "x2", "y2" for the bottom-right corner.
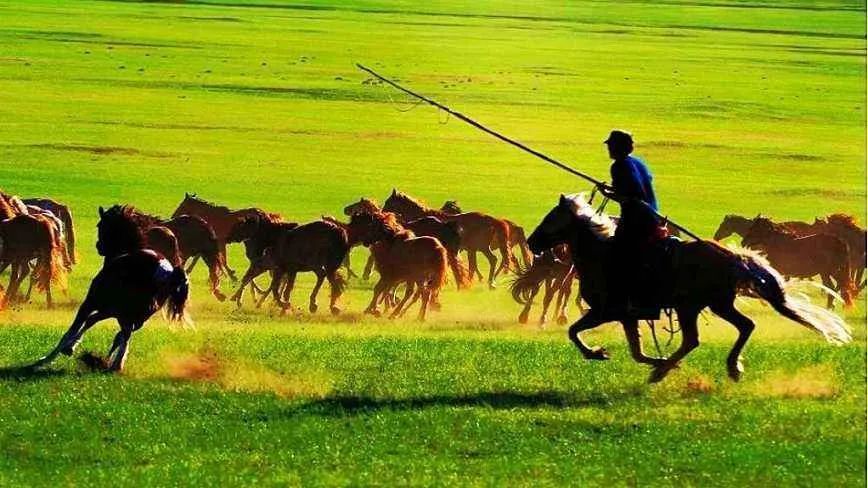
[
  {"x1": 29, "y1": 300, "x2": 99, "y2": 368},
  {"x1": 417, "y1": 286, "x2": 431, "y2": 321},
  {"x1": 557, "y1": 278, "x2": 573, "y2": 325},
  {"x1": 366, "y1": 279, "x2": 387, "y2": 316},
  {"x1": 621, "y1": 319, "x2": 665, "y2": 366},
  {"x1": 219, "y1": 243, "x2": 237, "y2": 282},
  {"x1": 389, "y1": 282, "x2": 415, "y2": 319},
  {"x1": 481, "y1": 248, "x2": 498, "y2": 289},
  {"x1": 821, "y1": 274, "x2": 836, "y2": 309},
  {"x1": 342, "y1": 253, "x2": 358, "y2": 279},
  {"x1": 399, "y1": 285, "x2": 423, "y2": 318},
  {"x1": 517, "y1": 284, "x2": 537, "y2": 324},
  {"x1": 568, "y1": 311, "x2": 610, "y2": 360},
  {"x1": 185, "y1": 255, "x2": 200, "y2": 274},
  {"x1": 710, "y1": 301, "x2": 756, "y2": 381},
  {"x1": 363, "y1": 253, "x2": 375, "y2": 281},
  {"x1": 229, "y1": 263, "x2": 265, "y2": 307},
  {"x1": 539, "y1": 279, "x2": 556, "y2": 326},
  {"x1": 309, "y1": 272, "x2": 326, "y2": 313},
  {"x1": 467, "y1": 251, "x2": 482, "y2": 282},
  {"x1": 649, "y1": 308, "x2": 700, "y2": 383},
  {"x1": 6, "y1": 262, "x2": 25, "y2": 305},
  {"x1": 107, "y1": 324, "x2": 134, "y2": 372},
  {"x1": 327, "y1": 271, "x2": 343, "y2": 315}
]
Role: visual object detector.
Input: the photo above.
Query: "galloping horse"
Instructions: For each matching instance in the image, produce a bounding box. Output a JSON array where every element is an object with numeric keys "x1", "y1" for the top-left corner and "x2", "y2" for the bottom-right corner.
[
  {"x1": 442, "y1": 200, "x2": 532, "y2": 271},
  {"x1": 233, "y1": 217, "x2": 348, "y2": 314},
  {"x1": 344, "y1": 197, "x2": 471, "y2": 289},
  {"x1": 171, "y1": 193, "x2": 269, "y2": 280},
  {"x1": 742, "y1": 217, "x2": 855, "y2": 308},
  {"x1": 29, "y1": 205, "x2": 189, "y2": 372},
  {"x1": 127, "y1": 210, "x2": 227, "y2": 301},
  {"x1": 0, "y1": 213, "x2": 67, "y2": 309},
  {"x1": 24, "y1": 198, "x2": 76, "y2": 266},
  {"x1": 812, "y1": 214, "x2": 866, "y2": 291},
  {"x1": 348, "y1": 211, "x2": 448, "y2": 321},
  {"x1": 226, "y1": 215, "x2": 297, "y2": 307},
  {"x1": 528, "y1": 194, "x2": 850, "y2": 383},
  {"x1": 713, "y1": 214, "x2": 813, "y2": 241},
  {"x1": 510, "y1": 244, "x2": 576, "y2": 326},
  {"x1": 383, "y1": 190, "x2": 511, "y2": 289}
]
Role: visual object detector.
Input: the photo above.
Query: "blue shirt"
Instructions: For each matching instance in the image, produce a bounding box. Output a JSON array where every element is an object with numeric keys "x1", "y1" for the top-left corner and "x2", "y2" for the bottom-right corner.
[{"x1": 611, "y1": 155, "x2": 660, "y2": 239}]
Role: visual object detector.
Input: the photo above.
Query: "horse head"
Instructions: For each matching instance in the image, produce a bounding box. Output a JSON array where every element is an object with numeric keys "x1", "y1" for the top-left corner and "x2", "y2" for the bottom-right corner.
[
  {"x1": 344, "y1": 197, "x2": 379, "y2": 217},
  {"x1": 226, "y1": 215, "x2": 262, "y2": 243},
  {"x1": 96, "y1": 205, "x2": 145, "y2": 257},
  {"x1": 441, "y1": 200, "x2": 462, "y2": 215}
]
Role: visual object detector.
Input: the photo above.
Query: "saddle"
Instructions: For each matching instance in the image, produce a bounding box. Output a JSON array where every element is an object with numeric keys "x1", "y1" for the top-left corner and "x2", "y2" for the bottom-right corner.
[{"x1": 605, "y1": 234, "x2": 683, "y2": 321}]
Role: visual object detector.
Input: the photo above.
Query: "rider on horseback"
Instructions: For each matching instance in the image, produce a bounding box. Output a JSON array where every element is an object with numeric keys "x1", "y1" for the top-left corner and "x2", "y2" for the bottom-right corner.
[{"x1": 597, "y1": 130, "x2": 664, "y2": 318}]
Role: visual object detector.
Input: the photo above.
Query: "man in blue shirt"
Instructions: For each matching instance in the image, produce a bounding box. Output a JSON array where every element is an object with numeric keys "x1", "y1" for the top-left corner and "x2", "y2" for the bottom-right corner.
[{"x1": 598, "y1": 130, "x2": 662, "y2": 318}]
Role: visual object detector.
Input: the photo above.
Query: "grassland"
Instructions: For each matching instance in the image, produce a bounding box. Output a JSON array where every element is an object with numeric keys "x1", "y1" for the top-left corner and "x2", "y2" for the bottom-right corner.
[{"x1": 0, "y1": 0, "x2": 865, "y2": 485}]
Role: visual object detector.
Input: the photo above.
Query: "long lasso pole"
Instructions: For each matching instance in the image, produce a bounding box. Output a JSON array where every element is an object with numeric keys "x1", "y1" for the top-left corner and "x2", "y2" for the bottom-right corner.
[{"x1": 356, "y1": 63, "x2": 702, "y2": 241}]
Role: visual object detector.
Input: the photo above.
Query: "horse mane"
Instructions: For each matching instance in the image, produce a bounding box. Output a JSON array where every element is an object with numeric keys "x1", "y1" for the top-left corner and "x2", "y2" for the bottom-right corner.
[
  {"x1": 825, "y1": 213, "x2": 859, "y2": 228},
  {"x1": 563, "y1": 193, "x2": 616, "y2": 239},
  {"x1": 0, "y1": 191, "x2": 17, "y2": 220},
  {"x1": 100, "y1": 205, "x2": 146, "y2": 250},
  {"x1": 390, "y1": 190, "x2": 431, "y2": 212},
  {"x1": 370, "y1": 210, "x2": 413, "y2": 239},
  {"x1": 183, "y1": 193, "x2": 232, "y2": 213}
]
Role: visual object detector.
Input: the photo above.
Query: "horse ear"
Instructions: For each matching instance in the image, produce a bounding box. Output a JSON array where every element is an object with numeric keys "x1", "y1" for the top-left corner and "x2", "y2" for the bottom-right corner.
[
  {"x1": 98, "y1": 206, "x2": 105, "y2": 217},
  {"x1": 559, "y1": 194, "x2": 568, "y2": 206},
  {"x1": 391, "y1": 188, "x2": 397, "y2": 196}
]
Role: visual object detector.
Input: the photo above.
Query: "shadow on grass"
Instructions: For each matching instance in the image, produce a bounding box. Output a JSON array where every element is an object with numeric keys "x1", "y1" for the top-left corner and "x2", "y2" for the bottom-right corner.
[
  {"x1": 0, "y1": 365, "x2": 66, "y2": 381},
  {"x1": 290, "y1": 388, "x2": 643, "y2": 416}
]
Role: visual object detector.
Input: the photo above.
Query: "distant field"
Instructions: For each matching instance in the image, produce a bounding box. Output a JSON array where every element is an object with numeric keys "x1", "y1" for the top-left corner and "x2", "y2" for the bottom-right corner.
[{"x1": 0, "y1": 0, "x2": 865, "y2": 485}]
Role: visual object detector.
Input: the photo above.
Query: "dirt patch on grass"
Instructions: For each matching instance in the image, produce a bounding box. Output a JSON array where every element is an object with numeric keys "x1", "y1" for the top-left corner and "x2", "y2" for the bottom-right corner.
[
  {"x1": 750, "y1": 364, "x2": 839, "y2": 399},
  {"x1": 162, "y1": 348, "x2": 332, "y2": 399},
  {"x1": 13, "y1": 143, "x2": 174, "y2": 158}
]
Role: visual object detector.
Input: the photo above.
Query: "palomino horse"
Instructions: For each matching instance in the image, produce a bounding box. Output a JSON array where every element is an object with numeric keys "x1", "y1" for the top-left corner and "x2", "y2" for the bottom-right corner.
[
  {"x1": 0, "y1": 214, "x2": 67, "y2": 309},
  {"x1": 24, "y1": 198, "x2": 76, "y2": 266},
  {"x1": 171, "y1": 193, "x2": 269, "y2": 280},
  {"x1": 344, "y1": 197, "x2": 471, "y2": 289},
  {"x1": 528, "y1": 194, "x2": 850, "y2": 383},
  {"x1": 128, "y1": 210, "x2": 227, "y2": 301},
  {"x1": 348, "y1": 211, "x2": 448, "y2": 321},
  {"x1": 742, "y1": 217, "x2": 855, "y2": 309},
  {"x1": 383, "y1": 189, "x2": 511, "y2": 289},
  {"x1": 441, "y1": 200, "x2": 532, "y2": 271},
  {"x1": 510, "y1": 244, "x2": 576, "y2": 326},
  {"x1": 226, "y1": 215, "x2": 298, "y2": 307},
  {"x1": 233, "y1": 217, "x2": 348, "y2": 314},
  {"x1": 28, "y1": 205, "x2": 189, "y2": 372}
]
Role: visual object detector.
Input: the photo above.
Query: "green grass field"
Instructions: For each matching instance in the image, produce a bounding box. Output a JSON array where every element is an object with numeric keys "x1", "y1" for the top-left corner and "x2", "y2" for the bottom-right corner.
[{"x1": 0, "y1": 0, "x2": 865, "y2": 485}]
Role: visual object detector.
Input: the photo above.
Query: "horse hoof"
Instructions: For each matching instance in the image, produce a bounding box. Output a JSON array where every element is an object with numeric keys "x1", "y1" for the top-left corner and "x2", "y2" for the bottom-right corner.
[
  {"x1": 488, "y1": 284, "x2": 497, "y2": 290},
  {"x1": 309, "y1": 304, "x2": 318, "y2": 313},
  {"x1": 214, "y1": 292, "x2": 227, "y2": 302},
  {"x1": 518, "y1": 313, "x2": 529, "y2": 324},
  {"x1": 648, "y1": 364, "x2": 675, "y2": 383},
  {"x1": 583, "y1": 347, "x2": 610, "y2": 361},
  {"x1": 557, "y1": 315, "x2": 568, "y2": 325},
  {"x1": 330, "y1": 307, "x2": 340, "y2": 316},
  {"x1": 728, "y1": 360, "x2": 745, "y2": 382}
]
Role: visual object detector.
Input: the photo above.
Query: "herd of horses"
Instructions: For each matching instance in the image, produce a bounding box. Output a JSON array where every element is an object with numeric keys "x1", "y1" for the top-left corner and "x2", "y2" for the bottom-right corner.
[{"x1": 0, "y1": 188, "x2": 861, "y2": 379}]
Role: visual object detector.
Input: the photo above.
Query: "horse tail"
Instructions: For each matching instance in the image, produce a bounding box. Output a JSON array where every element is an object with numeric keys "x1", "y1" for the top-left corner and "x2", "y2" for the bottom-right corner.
[
  {"x1": 35, "y1": 220, "x2": 67, "y2": 293},
  {"x1": 60, "y1": 206, "x2": 77, "y2": 265},
  {"x1": 447, "y1": 251, "x2": 473, "y2": 290},
  {"x1": 430, "y1": 246, "x2": 449, "y2": 293},
  {"x1": 736, "y1": 252, "x2": 851, "y2": 345},
  {"x1": 836, "y1": 240, "x2": 856, "y2": 307},
  {"x1": 509, "y1": 261, "x2": 547, "y2": 305},
  {"x1": 493, "y1": 219, "x2": 512, "y2": 273},
  {"x1": 166, "y1": 266, "x2": 190, "y2": 322},
  {"x1": 511, "y1": 225, "x2": 533, "y2": 269}
]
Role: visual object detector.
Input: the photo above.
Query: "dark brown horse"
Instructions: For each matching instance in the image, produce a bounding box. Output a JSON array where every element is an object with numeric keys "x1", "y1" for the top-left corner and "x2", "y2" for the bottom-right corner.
[
  {"x1": 0, "y1": 214, "x2": 67, "y2": 309},
  {"x1": 28, "y1": 205, "x2": 189, "y2": 372},
  {"x1": 742, "y1": 217, "x2": 854, "y2": 308},
  {"x1": 713, "y1": 214, "x2": 814, "y2": 241},
  {"x1": 528, "y1": 194, "x2": 850, "y2": 383},
  {"x1": 128, "y1": 210, "x2": 226, "y2": 301},
  {"x1": 348, "y1": 211, "x2": 448, "y2": 321},
  {"x1": 383, "y1": 190, "x2": 511, "y2": 289},
  {"x1": 226, "y1": 215, "x2": 297, "y2": 307},
  {"x1": 23, "y1": 198, "x2": 76, "y2": 266},
  {"x1": 510, "y1": 244, "x2": 576, "y2": 326},
  {"x1": 812, "y1": 214, "x2": 866, "y2": 292},
  {"x1": 171, "y1": 193, "x2": 269, "y2": 280},
  {"x1": 232, "y1": 217, "x2": 348, "y2": 314}
]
